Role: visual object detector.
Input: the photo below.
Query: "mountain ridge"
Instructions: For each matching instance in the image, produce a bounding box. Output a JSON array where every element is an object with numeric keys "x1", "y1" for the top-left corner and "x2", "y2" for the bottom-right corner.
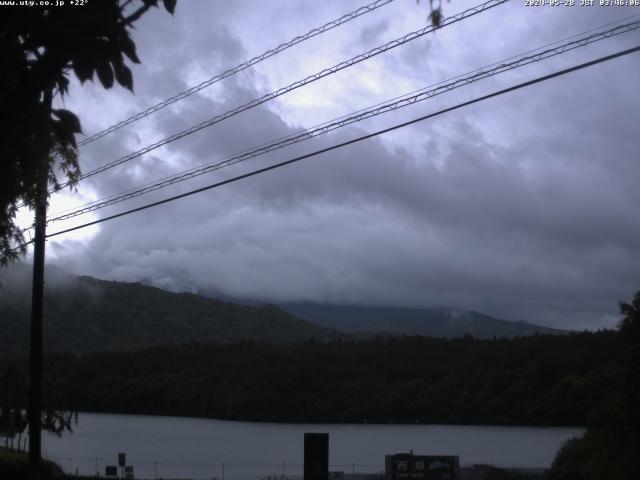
[
  {"x1": 1, "y1": 265, "x2": 568, "y2": 357},
  {"x1": 0, "y1": 270, "x2": 340, "y2": 356},
  {"x1": 195, "y1": 289, "x2": 569, "y2": 338},
  {"x1": 277, "y1": 302, "x2": 569, "y2": 339}
]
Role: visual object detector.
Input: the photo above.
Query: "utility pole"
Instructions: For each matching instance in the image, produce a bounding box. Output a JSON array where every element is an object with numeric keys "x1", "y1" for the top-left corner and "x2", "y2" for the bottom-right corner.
[{"x1": 29, "y1": 89, "x2": 51, "y2": 480}]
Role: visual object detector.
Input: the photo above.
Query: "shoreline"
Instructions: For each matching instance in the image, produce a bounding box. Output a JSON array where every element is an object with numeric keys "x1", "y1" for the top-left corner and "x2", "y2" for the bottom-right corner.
[{"x1": 69, "y1": 409, "x2": 588, "y2": 429}]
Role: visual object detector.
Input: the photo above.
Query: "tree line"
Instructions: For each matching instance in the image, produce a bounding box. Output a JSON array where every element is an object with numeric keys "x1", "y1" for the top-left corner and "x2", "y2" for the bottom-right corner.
[{"x1": 1, "y1": 330, "x2": 624, "y2": 427}]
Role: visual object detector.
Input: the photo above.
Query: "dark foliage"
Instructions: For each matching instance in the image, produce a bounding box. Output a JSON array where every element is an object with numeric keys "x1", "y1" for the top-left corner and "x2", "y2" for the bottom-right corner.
[
  {"x1": 547, "y1": 430, "x2": 640, "y2": 480},
  {"x1": 546, "y1": 290, "x2": 640, "y2": 480},
  {"x1": 0, "y1": 446, "x2": 63, "y2": 480},
  {"x1": 0, "y1": 331, "x2": 622, "y2": 426},
  {"x1": 0, "y1": 0, "x2": 176, "y2": 264},
  {"x1": 0, "y1": 365, "x2": 76, "y2": 451}
]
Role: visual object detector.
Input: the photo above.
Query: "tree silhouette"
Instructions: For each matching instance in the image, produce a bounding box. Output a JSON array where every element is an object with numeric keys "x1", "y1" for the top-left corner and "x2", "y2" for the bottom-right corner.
[
  {"x1": 618, "y1": 290, "x2": 640, "y2": 438},
  {"x1": 0, "y1": 0, "x2": 177, "y2": 264},
  {"x1": 548, "y1": 289, "x2": 640, "y2": 480},
  {"x1": 0, "y1": 367, "x2": 28, "y2": 449},
  {"x1": 0, "y1": 366, "x2": 78, "y2": 450}
]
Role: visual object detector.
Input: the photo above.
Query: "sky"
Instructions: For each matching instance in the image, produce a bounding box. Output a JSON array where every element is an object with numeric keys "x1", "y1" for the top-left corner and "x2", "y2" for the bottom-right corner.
[{"x1": 13, "y1": 0, "x2": 640, "y2": 330}]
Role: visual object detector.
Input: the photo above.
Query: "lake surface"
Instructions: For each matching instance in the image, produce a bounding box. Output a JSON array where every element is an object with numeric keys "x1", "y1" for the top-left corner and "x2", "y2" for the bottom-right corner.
[{"x1": 42, "y1": 413, "x2": 584, "y2": 480}]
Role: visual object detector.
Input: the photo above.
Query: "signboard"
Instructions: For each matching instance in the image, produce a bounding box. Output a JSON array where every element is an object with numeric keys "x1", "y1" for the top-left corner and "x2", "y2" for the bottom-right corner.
[
  {"x1": 118, "y1": 452, "x2": 127, "y2": 467},
  {"x1": 385, "y1": 454, "x2": 460, "y2": 480},
  {"x1": 105, "y1": 466, "x2": 118, "y2": 477}
]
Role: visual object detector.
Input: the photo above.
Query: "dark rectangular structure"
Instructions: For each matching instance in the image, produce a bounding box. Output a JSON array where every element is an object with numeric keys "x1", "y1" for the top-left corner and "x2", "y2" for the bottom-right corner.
[
  {"x1": 385, "y1": 454, "x2": 460, "y2": 480},
  {"x1": 304, "y1": 433, "x2": 329, "y2": 480}
]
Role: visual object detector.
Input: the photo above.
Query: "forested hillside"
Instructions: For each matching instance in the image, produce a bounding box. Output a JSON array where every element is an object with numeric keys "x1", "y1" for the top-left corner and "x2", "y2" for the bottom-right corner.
[
  {"x1": 5, "y1": 331, "x2": 621, "y2": 426},
  {"x1": 0, "y1": 275, "x2": 340, "y2": 355},
  {"x1": 1, "y1": 266, "x2": 570, "y2": 357}
]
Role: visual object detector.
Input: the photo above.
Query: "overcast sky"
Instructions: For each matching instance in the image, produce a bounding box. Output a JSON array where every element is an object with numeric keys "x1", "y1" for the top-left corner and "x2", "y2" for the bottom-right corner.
[{"x1": 14, "y1": 0, "x2": 640, "y2": 330}]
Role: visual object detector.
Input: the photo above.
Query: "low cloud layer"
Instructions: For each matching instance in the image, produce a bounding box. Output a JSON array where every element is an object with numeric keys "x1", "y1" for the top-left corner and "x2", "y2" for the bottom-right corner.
[{"x1": 15, "y1": 0, "x2": 639, "y2": 330}]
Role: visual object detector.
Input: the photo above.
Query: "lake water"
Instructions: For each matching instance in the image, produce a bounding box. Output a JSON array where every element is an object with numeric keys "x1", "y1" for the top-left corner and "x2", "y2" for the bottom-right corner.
[{"x1": 42, "y1": 413, "x2": 584, "y2": 480}]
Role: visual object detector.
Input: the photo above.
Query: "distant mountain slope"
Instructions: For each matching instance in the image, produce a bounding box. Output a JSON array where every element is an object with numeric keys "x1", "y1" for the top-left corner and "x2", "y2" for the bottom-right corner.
[
  {"x1": 0, "y1": 269, "x2": 340, "y2": 356},
  {"x1": 279, "y1": 303, "x2": 568, "y2": 339}
]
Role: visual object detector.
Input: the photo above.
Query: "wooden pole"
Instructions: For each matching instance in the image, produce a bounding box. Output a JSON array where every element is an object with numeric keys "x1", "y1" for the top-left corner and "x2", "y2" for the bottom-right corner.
[{"x1": 28, "y1": 89, "x2": 51, "y2": 480}]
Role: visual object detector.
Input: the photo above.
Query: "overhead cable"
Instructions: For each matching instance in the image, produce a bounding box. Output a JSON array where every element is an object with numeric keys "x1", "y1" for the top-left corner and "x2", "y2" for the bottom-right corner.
[
  {"x1": 45, "y1": 20, "x2": 640, "y2": 224},
  {"x1": 61, "y1": 0, "x2": 508, "y2": 189},
  {"x1": 76, "y1": 0, "x2": 396, "y2": 148},
  {"x1": 38, "y1": 45, "x2": 639, "y2": 241},
  {"x1": 51, "y1": 12, "x2": 640, "y2": 218},
  {"x1": 14, "y1": 0, "x2": 398, "y2": 212}
]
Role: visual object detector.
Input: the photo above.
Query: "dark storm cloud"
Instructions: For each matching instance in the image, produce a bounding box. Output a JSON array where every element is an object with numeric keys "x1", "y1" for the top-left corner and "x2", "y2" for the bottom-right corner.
[{"x1": 44, "y1": 1, "x2": 640, "y2": 331}]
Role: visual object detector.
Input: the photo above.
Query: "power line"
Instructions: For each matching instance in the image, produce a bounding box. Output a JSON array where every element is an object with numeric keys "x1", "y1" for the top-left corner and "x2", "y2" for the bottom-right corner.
[
  {"x1": 59, "y1": 0, "x2": 508, "y2": 189},
  {"x1": 48, "y1": 12, "x2": 640, "y2": 218},
  {"x1": 14, "y1": 0, "x2": 397, "y2": 213},
  {"x1": 39, "y1": 45, "x2": 640, "y2": 242},
  {"x1": 77, "y1": 0, "x2": 396, "y2": 148},
  {"x1": 44, "y1": 20, "x2": 640, "y2": 225},
  {"x1": 48, "y1": 19, "x2": 640, "y2": 221}
]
